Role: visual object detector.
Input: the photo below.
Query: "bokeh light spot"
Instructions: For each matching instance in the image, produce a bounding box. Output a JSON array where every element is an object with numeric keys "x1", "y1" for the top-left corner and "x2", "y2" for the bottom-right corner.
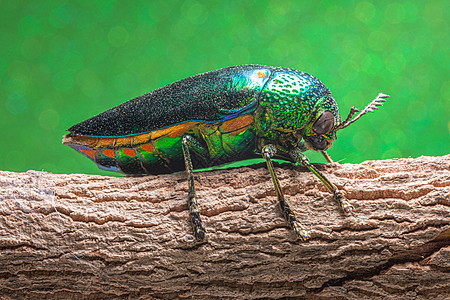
[
  {"x1": 340, "y1": 37, "x2": 365, "y2": 59},
  {"x1": 6, "y1": 66, "x2": 30, "y2": 93},
  {"x1": 361, "y1": 53, "x2": 383, "y2": 75},
  {"x1": 76, "y1": 69, "x2": 103, "y2": 99},
  {"x1": 108, "y1": 26, "x2": 129, "y2": 47},
  {"x1": 402, "y1": 1, "x2": 419, "y2": 23},
  {"x1": 381, "y1": 148, "x2": 402, "y2": 160},
  {"x1": 49, "y1": 3, "x2": 76, "y2": 28},
  {"x1": 382, "y1": 129, "x2": 407, "y2": 150},
  {"x1": 339, "y1": 60, "x2": 360, "y2": 82},
  {"x1": 367, "y1": 31, "x2": 388, "y2": 51},
  {"x1": 171, "y1": 19, "x2": 193, "y2": 41},
  {"x1": 184, "y1": 1, "x2": 207, "y2": 24},
  {"x1": 268, "y1": 0, "x2": 291, "y2": 15},
  {"x1": 351, "y1": 131, "x2": 373, "y2": 153},
  {"x1": 355, "y1": 1, "x2": 376, "y2": 24},
  {"x1": 39, "y1": 109, "x2": 60, "y2": 130},
  {"x1": 5, "y1": 93, "x2": 28, "y2": 115},
  {"x1": 18, "y1": 16, "x2": 40, "y2": 37},
  {"x1": 385, "y1": 3, "x2": 406, "y2": 24},
  {"x1": 412, "y1": 73, "x2": 430, "y2": 95},
  {"x1": 423, "y1": 1, "x2": 444, "y2": 25}
]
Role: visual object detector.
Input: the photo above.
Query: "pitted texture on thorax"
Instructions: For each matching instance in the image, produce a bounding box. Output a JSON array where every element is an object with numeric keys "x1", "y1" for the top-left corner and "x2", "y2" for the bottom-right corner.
[{"x1": 259, "y1": 69, "x2": 330, "y2": 132}]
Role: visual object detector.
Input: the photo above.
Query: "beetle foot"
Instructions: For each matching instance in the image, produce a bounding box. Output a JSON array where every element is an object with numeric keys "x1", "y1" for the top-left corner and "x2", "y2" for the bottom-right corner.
[
  {"x1": 194, "y1": 227, "x2": 206, "y2": 241},
  {"x1": 340, "y1": 198, "x2": 354, "y2": 214},
  {"x1": 292, "y1": 222, "x2": 311, "y2": 241},
  {"x1": 342, "y1": 202, "x2": 354, "y2": 214},
  {"x1": 190, "y1": 212, "x2": 206, "y2": 241},
  {"x1": 335, "y1": 192, "x2": 354, "y2": 214}
]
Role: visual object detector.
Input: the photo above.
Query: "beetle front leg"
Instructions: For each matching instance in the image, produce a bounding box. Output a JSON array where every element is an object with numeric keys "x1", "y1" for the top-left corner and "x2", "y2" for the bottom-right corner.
[
  {"x1": 321, "y1": 150, "x2": 334, "y2": 163},
  {"x1": 182, "y1": 135, "x2": 206, "y2": 241},
  {"x1": 289, "y1": 148, "x2": 354, "y2": 213},
  {"x1": 262, "y1": 144, "x2": 310, "y2": 241}
]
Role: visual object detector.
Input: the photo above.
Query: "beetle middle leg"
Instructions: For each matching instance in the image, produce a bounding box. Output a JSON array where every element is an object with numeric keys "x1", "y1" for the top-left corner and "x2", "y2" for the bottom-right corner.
[
  {"x1": 182, "y1": 135, "x2": 207, "y2": 241},
  {"x1": 289, "y1": 148, "x2": 354, "y2": 213},
  {"x1": 262, "y1": 144, "x2": 311, "y2": 241}
]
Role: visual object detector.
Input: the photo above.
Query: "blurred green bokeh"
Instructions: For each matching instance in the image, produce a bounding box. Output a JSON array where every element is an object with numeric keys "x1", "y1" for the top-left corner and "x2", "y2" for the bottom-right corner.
[{"x1": 1, "y1": 0, "x2": 448, "y2": 175}]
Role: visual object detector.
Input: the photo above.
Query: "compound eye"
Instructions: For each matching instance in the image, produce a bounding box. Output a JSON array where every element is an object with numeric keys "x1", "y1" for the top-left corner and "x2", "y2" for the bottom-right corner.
[{"x1": 312, "y1": 111, "x2": 334, "y2": 134}]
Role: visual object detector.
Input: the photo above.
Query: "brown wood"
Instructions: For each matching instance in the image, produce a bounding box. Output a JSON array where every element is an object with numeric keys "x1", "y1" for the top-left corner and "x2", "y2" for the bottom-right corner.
[{"x1": 0, "y1": 155, "x2": 449, "y2": 299}]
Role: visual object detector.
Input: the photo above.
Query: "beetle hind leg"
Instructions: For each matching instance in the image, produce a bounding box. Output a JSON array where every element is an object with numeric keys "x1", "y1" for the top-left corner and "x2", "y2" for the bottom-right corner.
[
  {"x1": 262, "y1": 144, "x2": 310, "y2": 241},
  {"x1": 289, "y1": 148, "x2": 354, "y2": 214},
  {"x1": 182, "y1": 135, "x2": 207, "y2": 241}
]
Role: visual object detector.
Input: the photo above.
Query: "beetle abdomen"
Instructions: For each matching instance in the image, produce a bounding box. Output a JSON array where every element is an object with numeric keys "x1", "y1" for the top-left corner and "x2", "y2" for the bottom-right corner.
[{"x1": 63, "y1": 114, "x2": 258, "y2": 175}]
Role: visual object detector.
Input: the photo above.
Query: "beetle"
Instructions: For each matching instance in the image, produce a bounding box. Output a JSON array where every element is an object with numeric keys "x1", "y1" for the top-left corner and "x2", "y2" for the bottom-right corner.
[{"x1": 63, "y1": 64, "x2": 389, "y2": 241}]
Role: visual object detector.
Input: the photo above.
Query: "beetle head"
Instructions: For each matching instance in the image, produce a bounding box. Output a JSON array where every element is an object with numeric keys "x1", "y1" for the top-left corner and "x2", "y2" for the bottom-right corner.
[
  {"x1": 302, "y1": 93, "x2": 341, "y2": 151},
  {"x1": 303, "y1": 92, "x2": 390, "y2": 151}
]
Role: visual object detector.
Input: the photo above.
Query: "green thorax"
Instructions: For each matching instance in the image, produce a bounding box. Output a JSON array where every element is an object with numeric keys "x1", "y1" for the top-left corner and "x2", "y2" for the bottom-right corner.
[{"x1": 254, "y1": 68, "x2": 341, "y2": 150}]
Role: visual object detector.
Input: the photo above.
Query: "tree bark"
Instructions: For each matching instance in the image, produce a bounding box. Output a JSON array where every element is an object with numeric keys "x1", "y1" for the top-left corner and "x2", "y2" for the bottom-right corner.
[{"x1": 0, "y1": 155, "x2": 449, "y2": 299}]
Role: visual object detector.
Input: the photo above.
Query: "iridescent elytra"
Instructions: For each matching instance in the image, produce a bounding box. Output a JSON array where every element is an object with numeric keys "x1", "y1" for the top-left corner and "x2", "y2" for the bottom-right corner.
[{"x1": 63, "y1": 64, "x2": 389, "y2": 241}]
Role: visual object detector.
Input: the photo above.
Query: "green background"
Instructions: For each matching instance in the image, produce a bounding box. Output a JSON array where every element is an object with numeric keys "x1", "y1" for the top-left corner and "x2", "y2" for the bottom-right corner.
[{"x1": 1, "y1": 0, "x2": 448, "y2": 175}]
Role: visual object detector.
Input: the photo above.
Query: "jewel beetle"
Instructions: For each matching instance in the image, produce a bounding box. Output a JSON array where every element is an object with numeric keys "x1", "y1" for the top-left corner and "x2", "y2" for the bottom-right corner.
[{"x1": 63, "y1": 64, "x2": 389, "y2": 241}]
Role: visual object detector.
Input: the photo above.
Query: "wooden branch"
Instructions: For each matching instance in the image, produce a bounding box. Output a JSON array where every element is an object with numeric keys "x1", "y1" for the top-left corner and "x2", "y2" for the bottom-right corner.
[{"x1": 0, "y1": 155, "x2": 449, "y2": 299}]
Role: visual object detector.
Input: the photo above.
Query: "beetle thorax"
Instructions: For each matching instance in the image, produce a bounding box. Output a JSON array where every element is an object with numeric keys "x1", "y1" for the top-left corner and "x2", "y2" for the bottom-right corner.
[
  {"x1": 255, "y1": 69, "x2": 332, "y2": 151},
  {"x1": 259, "y1": 70, "x2": 329, "y2": 132},
  {"x1": 254, "y1": 106, "x2": 305, "y2": 153}
]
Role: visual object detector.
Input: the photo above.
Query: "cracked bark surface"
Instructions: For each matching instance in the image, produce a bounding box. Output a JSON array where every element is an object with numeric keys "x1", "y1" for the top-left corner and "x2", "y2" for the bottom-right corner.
[{"x1": 0, "y1": 155, "x2": 449, "y2": 299}]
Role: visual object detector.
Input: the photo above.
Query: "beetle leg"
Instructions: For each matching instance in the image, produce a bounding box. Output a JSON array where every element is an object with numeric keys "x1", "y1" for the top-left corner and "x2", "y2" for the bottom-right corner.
[
  {"x1": 182, "y1": 135, "x2": 206, "y2": 241},
  {"x1": 289, "y1": 148, "x2": 353, "y2": 214},
  {"x1": 262, "y1": 144, "x2": 310, "y2": 241},
  {"x1": 321, "y1": 150, "x2": 334, "y2": 163}
]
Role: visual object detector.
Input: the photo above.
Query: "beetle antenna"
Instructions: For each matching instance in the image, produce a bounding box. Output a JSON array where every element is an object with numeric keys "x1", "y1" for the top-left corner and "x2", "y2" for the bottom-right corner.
[
  {"x1": 338, "y1": 106, "x2": 360, "y2": 129},
  {"x1": 335, "y1": 93, "x2": 389, "y2": 130}
]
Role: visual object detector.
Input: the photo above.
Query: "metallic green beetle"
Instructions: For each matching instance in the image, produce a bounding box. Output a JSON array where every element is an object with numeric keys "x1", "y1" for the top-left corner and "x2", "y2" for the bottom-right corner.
[{"x1": 63, "y1": 64, "x2": 389, "y2": 241}]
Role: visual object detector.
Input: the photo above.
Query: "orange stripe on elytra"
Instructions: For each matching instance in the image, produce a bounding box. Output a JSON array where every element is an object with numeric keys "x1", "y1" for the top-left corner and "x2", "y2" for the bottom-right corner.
[
  {"x1": 122, "y1": 148, "x2": 137, "y2": 157},
  {"x1": 115, "y1": 137, "x2": 133, "y2": 147},
  {"x1": 140, "y1": 143, "x2": 154, "y2": 153},
  {"x1": 96, "y1": 138, "x2": 115, "y2": 148},
  {"x1": 150, "y1": 121, "x2": 197, "y2": 139},
  {"x1": 102, "y1": 149, "x2": 115, "y2": 157},
  {"x1": 83, "y1": 136, "x2": 99, "y2": 147},
  {"x1": 80, "y1": 148, "x2": 96, "y2": 160},
  {"x1": 168, "y1": 122, "x2": 196, "y2": 138},
  {"x1": 65, "y1": 135, "x2": 99, "y2": 147},
  {"x1": 150, "y1": 127, "x2": 170, "y2": 140},
  {"x1": 220, "y1": 115, "x2": 254, "y2": 133},
  {"x1": 132, "y1": 132, "x2": 151, "y2": 146}
]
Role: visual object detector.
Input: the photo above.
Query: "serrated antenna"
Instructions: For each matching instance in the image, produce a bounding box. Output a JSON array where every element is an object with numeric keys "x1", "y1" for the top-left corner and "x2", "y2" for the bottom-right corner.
[{"x1": 335, "y1": 93, "x2": 390, "y2": 131}]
